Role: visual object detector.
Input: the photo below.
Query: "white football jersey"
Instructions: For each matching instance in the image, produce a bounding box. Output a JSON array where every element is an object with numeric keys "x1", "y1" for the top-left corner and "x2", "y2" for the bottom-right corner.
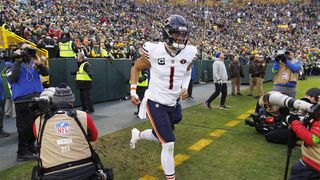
[{"x1": 141, "y1": 42, "x2": 198, "y2": 106}]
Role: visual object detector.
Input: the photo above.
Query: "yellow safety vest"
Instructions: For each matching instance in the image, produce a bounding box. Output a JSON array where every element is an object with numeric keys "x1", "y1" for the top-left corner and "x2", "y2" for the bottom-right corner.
[
  {"x1": 76, "y1": 62, "x2": 92, "y2": 81},
  {"x1": 59, "y1": 41, "x2": 75, "y2": 57},
  {"x1": 101, "y1": 49, "x2": 109, "y2": 58},
  {"x1": 137, "y1": 71, "x2": 148, "y2": 87}
]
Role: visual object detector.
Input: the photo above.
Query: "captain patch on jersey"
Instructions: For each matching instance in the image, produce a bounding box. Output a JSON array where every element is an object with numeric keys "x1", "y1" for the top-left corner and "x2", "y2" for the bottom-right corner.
[{"x1": 158, "y1": 58, "x2": 165, "y2": 65}]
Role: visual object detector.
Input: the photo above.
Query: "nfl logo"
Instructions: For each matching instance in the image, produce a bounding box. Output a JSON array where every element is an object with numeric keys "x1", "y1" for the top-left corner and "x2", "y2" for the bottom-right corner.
[
  {"x1": 158, "y1": 58, "x2": 165, "y2": 65},
  {"x1": 56, "y1": 121, "x2": 70, "y2": 135}
]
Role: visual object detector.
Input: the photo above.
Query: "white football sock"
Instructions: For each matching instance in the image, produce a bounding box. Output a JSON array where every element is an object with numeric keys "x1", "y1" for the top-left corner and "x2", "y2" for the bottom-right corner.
[
  {"x1": 161, "y1": 142, "x2": 175, "y2": 180},
  {"x1": 140, "y1": 129, "x2": 159, "y2": 142}
]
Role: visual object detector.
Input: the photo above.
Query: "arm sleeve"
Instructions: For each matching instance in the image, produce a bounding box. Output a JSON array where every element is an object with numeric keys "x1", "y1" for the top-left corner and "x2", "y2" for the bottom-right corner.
[
  {"x1": 272, "y1": 61, "x2": 279, "y2": 73},
  {"x1": 83, "y1": 63, "x2": 93, "y2": 79},
  {"x1": 138, "y1": 69, "x2": 149, "y2": 83},
  {"x1": 212, "y1": 62, "x2": 221, "y2": 80},
  {"x1": 181, "y1": 67, "x2": 192, "y2": 89},
  {"x1": 286, "y1": 60, "x2": 302, "y2": 73},
  {"x1": 290, "y1": 120, "x2": 320, "y2": 146},
  {"x1": 6, "y1": 61, "x2": 22, "y2": 83},
  {"x1": 86, "y1": 113, "x2": 98, "y2": 142}
]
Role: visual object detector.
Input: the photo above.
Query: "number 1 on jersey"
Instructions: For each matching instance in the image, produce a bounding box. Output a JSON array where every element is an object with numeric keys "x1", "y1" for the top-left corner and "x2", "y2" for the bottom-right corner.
[{"x1": 169, "y1": 66, "x2": 174, "y2": 90}]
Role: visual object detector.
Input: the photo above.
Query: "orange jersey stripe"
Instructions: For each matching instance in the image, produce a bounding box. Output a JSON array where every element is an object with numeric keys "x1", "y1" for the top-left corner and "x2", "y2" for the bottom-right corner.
[
  {"x1": 139, "y1": 48, "x2": 150, "y2": 58},
  {"x1": 146, "y1": 103, "x2": 167, "y2": 144},
  {"x1": 140, "y1": 47, "x2": 149, "y2": 54}
]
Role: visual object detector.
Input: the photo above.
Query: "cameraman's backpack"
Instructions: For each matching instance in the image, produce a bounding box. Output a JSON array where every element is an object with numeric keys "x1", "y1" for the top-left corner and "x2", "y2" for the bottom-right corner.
[{"x1": 31, "y1": 110, "x2": 113, "y2": 180}]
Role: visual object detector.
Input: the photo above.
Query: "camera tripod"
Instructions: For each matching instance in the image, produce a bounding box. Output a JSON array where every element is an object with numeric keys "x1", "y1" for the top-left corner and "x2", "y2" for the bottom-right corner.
[{"x1": 283, "y1": 130, "x2": 297, "y2": 180}]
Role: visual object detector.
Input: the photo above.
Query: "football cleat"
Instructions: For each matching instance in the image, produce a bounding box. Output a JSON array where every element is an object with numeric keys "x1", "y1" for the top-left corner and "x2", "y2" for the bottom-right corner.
[{"x1": 130, "y1": 128, "x2": 140, "y2": 149}]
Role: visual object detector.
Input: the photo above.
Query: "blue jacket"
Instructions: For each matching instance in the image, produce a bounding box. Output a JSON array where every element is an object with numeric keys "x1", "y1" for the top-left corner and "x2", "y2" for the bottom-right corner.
[
  {"x1": 272, "y1": 59, "x2": 301, "y2": 87},
  {"x1": 6, "y1": 61, "x2": 44, "y2": 101}
]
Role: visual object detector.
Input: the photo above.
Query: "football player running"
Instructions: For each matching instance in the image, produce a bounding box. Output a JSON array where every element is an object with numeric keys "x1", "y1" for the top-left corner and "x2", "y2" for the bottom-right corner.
[{"x1": 129, "y1": 15, "x2": 198, "y2": 180}]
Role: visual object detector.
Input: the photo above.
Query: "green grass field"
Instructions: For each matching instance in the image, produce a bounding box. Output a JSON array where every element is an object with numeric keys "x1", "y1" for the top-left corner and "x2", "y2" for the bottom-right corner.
[{"x1": 0, "y1": 77, "x2": 319, "y2": 180}]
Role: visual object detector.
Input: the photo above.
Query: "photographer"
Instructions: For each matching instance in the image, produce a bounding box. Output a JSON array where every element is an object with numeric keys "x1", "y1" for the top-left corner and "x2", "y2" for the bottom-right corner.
[
  {"x1": 286, "y1": 98, "x2": 320, "y2": 179},
  {"x1": 32, "y1": 83, "x2": 103, "y2": 179},
  {"x1": 249, "y1": 91, "x2": 290, "y2": 144},
  {"x1": 272, "y1": 49, "x2": 302, "y2": 98},
  {"x1": 5, "y1": 43, "x2": 49, "y2": 161},
  {"x1": 254, "y1": 89, "x2": 320, "y2": 145}
]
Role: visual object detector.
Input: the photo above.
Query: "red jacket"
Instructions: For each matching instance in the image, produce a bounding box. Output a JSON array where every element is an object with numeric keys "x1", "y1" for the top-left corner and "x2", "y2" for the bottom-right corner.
[{"x1": 291, "y1": 119, "x2": 320, "y2": 172}]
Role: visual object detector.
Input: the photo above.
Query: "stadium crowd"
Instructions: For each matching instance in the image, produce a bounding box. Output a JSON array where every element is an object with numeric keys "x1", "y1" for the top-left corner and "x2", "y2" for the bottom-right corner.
[{"x1": 0, "y1": 0, "x2": 319, "y2": 61}]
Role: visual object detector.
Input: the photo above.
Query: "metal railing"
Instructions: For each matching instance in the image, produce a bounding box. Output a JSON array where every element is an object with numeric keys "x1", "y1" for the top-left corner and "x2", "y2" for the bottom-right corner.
[{"x1": 0, "y1": 27, "x2": 48, "y2": 58}]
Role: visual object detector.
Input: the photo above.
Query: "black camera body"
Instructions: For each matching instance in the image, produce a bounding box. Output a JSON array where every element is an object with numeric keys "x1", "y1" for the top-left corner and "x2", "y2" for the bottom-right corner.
[
  {"x1": 244, "y1": 113, "x2": 284, "y2": 134},
  {"x1": 21, "y1": 47, "x2": 37, "y2": 58},
  {"x1": 0, "y1": 47, "x2": 37, "y2": 62},
  {"x1": 0, "y1": 48, "x2": 16, "y2": 61},
  {"x1": 275, "y1": 53, "x2": 287, "y2": 63},
  {"x1": 29, "y1": 97, "x2": 52, "y2": 118},
  {"x1": 275, "y1": 49, "x2": 290, "y2": 63}
]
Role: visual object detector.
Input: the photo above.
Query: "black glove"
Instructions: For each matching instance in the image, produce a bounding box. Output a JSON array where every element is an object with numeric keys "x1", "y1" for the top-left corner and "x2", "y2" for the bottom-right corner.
[
  {"x1": 70, "y1": 71, "x2": 76, "y2": 75},
  {"x1": 286, "y1": 114, "x2": 300, "y2": 125}
]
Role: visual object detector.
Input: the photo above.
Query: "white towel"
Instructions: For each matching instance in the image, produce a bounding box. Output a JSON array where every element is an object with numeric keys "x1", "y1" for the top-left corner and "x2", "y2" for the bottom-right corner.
[{"x1": 138, "y1": 90, "x2": 150, "y2": 119}]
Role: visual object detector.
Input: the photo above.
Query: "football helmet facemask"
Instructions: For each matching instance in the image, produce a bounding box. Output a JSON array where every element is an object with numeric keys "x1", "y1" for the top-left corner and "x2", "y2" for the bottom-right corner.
[{"x1": 162, "y1": 15, "x2": 189, "y2": 50}]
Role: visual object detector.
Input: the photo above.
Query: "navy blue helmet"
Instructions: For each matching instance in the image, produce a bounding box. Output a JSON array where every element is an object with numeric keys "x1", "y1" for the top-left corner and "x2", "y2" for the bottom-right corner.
[{"x1": 162, "y1": 15, "x2": 189, "y2": 50}]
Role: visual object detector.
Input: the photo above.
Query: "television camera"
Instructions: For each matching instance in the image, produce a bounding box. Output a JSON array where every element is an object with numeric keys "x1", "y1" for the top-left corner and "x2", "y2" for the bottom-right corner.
[
  {"x1": 29, "y1": 87, "x2": 56, "y2": 118},
  {"x1": 0, "y1": 47, "x2": 37, "y2": 62}
]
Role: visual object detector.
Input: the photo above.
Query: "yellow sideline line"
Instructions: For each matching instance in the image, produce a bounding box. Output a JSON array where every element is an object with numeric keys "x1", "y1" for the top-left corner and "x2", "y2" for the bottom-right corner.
[
  {"x1": 139, "y1": 175, "x2": 158, "y2": 180},
  {"x1": 158, "y1": 154, "x2": 190, "y2": 170},
  {"x1": 210, "y1": 129, "x2": 227, "y2": 137},
  {"x1": 245, "y1": 109, "x2": 255, "y2": 114},
  {"x1": 225, "y1": 120, "x2": 241, "y2": 127},
  {"x1": 237, "y1": 114, "x2": 250, "y2": 120},
  {"x1": 237, "y1": 109, "x2": 255, "y2": 120},
  {"x1": 187, "y1": 139, "x2": 213, "y2": 152}
]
